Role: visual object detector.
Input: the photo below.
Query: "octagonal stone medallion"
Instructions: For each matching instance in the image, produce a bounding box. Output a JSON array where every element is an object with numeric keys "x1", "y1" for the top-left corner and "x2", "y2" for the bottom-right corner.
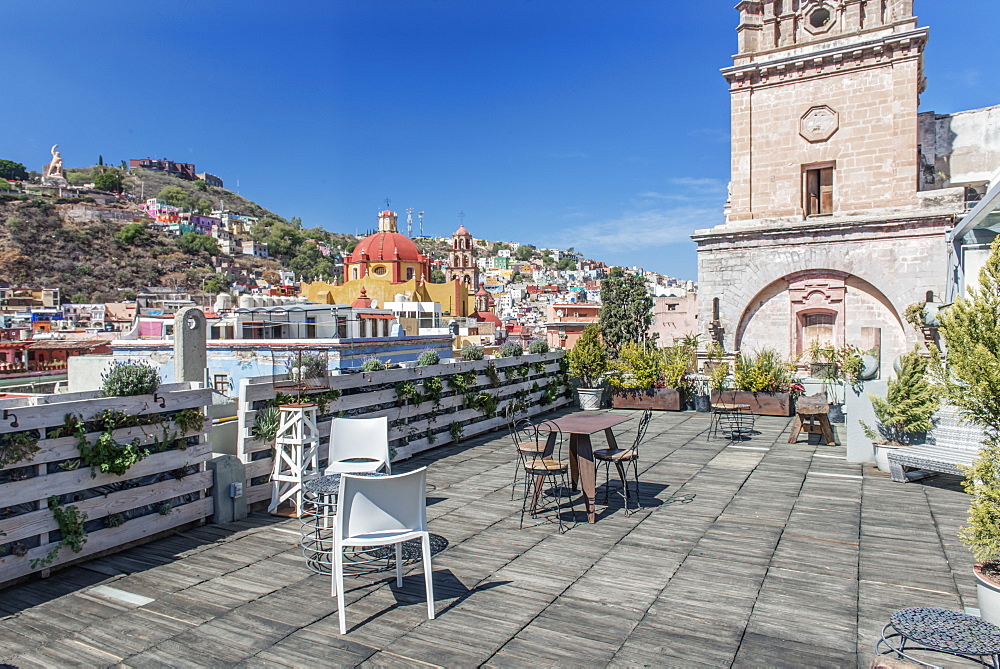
[{"x1": 800, "y1": 105, "x2": 839, "y2": 143}]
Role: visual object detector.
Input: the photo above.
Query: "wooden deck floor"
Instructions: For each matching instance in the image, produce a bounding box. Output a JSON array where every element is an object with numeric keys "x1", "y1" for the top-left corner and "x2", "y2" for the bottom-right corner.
[{"x1": 0, "y1": 409, "x2": 981, "y2": 668}]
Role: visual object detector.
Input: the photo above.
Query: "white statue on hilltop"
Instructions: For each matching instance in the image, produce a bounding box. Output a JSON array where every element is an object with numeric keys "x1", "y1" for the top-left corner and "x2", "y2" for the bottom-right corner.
[{"x1": 42, "y1": 144, "x2": 68, "y2": 186}]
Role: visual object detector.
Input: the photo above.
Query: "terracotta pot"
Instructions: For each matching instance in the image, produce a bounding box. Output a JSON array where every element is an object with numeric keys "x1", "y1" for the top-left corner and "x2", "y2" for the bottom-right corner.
[
  {"x1": 610, "y1": 388, "x2": 682, "y2": 411},
  {"x1": 576, "y1": 387, "x2": 603, "y2": 411},
  {"x1": 975, "y1": 564, "x2": 1000, "y2": 625},
  {"x1": 710, "y1": 391, "x2": 793, "y2": 416}
]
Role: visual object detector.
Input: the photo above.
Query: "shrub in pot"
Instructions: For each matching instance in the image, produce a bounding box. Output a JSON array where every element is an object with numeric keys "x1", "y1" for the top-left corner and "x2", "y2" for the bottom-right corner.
[
  {"x1": 608, "y1": 342, "x2": 692, "y2": 411},
  {"x1": 499, "y1": 340, "x2": 524, "y2": 358},
  {"x1": 714, "y1": 348, "x2": 801, "y2": 416},
  {"x1": 101, "y1": 360, "x2": 160, "y2": 397},
  {"x1": 416, "y1": 350, "x2": 441, "y2": 366},
  {"x1": 567, "y1": 324, "x2": 607, "y2": 410},
  {"x1": 934, "y1": 238, "x2": 1000, "y2": 624},
  {"x1": 461, "y1": 344, "x2": 484, "y2": 361},
  {"x1": 528, "y1": 339, "x2": 549, "y2": 354},
  {"x1": 859, "y1": 347, "x2": 938, "y2": 473}
]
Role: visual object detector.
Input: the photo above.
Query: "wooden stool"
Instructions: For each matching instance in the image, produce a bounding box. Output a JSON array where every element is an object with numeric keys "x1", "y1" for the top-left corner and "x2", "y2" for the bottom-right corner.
[{"x1": 788, "y1": 404, "x2": 837, "y2": 446}]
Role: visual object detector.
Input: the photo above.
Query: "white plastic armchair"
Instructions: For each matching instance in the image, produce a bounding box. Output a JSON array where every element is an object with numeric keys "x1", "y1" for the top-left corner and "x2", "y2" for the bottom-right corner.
[
  {"x1": 334, "y1": 468, "x2": 435, "y2": 634},
  {"x1": 325, "y1": 416, "x2": 391, "y2": 476}
]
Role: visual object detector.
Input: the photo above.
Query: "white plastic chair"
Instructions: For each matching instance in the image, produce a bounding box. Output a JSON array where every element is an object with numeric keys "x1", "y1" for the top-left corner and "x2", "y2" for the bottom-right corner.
[
  {"x1": 333, "y1": 468, "x2": 435, "y2": 634},
  {"x1": 325, "y1": 416, "x2": 392, "y2": 475}
]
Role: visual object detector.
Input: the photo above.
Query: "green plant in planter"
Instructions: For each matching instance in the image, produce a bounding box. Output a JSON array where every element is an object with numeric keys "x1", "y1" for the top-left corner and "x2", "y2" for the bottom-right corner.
[
  {"x1": 360, "y1": 356, "x2": 387, "y2": 372},
  {"x1": 251, "y1": 405, "x2": 281, "y2": 444},
  {"x1": 499, "y1": 340, "x2": 523, "y2": 358},
  {"x1": 423, "y1": 376, "x2": 444, "y2": 409},
  {"x1": 733, "y1": 348, "x2": 798, "y2": 393},
  {"x1": 528, "y1": 339, "x2": 549, "y2": 354},
  {"x1": 30, "y1": 496, "x2": 87, "y2": 569},
  {"x1": 173, "y1": 408, "x2": 205, "y2": 434},
  {"x1": 708, "y1": 361, "x2": 731, "y2": 392},
  {"x1": 417, "y1": 350, "x2": 441, "y2": 366},
  {"x1": 485, "y1": 361, "x2": 501, "y2": 387},
  {"x1": 461, "y1": 344, "x2": 484, "y2": 361},
  {"x1": 101, "y1": 360, "x2": 160, "y2": 397},
  {"x1": 930, "y1": 239, "x2": 1000, "y2": 563},
  {"x1": 660, "y1": 345, "x2": 696, "y2": 397},
  {"x1": 0, "y1": 430, "x2": 40, "y2": 468},
  {"x1": 609, "y1": 342, "x2": 661, "y2": 389},
  {"x1": 448, "y1": 370, "x2": 477, "y2": 394},
  {"x1": 77, "y1": 409, "x2": 150, "y2": 477},
  {"x1": 567, "y1": 324, "x2": 608, "y2": 388},
  {"x1": 860, "y1": 348, "x2": 939, "y2": 446},
  {"x1": 449, "y1": 421, "x2": 464, "y2": 443},
  {"x1": 395, "y1": 381, "x2": 424, "y2": 406}
]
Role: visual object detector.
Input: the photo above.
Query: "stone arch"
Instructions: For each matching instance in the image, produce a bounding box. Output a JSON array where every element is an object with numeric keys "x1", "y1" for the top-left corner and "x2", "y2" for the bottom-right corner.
[{"x1": 734, "y1": 268, "x2": 906, "y2": 361}]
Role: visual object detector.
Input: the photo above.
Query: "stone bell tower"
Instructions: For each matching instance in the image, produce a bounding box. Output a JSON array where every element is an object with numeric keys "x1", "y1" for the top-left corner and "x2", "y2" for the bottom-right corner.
[
  {"x1": 693, "y1": 0, "x2": 963, "y2": 366},
  {"x1": 447, "y1": 225, "x2": 479, "y2": 287}
]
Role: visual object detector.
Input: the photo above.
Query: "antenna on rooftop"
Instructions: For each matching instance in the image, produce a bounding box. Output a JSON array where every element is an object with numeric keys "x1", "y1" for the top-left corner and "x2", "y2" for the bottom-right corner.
[
  {"x1": 418, "y1": 211, "x2": 424, "y2": 236},
  {"x1": 406, "y1": 208, "x2": 413, "y2": 237}
]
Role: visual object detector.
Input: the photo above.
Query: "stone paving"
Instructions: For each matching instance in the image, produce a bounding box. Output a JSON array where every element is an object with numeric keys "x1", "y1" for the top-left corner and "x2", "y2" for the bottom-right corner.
[{"x1": 0, "y1": 408, "x2": 982, "y2": 668}]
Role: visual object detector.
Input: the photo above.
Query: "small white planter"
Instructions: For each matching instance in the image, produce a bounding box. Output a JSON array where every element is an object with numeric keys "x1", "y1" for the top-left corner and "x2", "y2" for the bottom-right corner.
[
  {"x1": 975, "y1": 565, "x2": 1000, "y2": 625},
  {"x1": 873, "y1": 442, "x2": 904, "y2": 473},
  {"x1": 577, "y1": 387, "x2": 603, "y2": 411}
]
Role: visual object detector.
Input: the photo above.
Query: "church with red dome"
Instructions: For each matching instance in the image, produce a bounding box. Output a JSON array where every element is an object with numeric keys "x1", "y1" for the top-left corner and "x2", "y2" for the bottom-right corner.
[{"x1": 343, "y1": 210, "x2": 431, "y2": 284}]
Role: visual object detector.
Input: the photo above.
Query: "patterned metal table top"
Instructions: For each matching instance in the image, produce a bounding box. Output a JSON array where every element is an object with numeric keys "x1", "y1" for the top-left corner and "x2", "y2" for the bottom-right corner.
[
  {"x1": 304, "y1": 471, "x2": 388, "y2": 496},
  {"x1": 890, "y1": 607, "x2": 1000, "y2": 656}
]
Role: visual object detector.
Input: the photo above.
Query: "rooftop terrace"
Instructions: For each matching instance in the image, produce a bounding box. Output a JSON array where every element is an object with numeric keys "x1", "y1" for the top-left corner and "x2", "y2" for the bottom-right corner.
[{"x1": 0, "y1": 409, "x2": 979, "y2": 667}]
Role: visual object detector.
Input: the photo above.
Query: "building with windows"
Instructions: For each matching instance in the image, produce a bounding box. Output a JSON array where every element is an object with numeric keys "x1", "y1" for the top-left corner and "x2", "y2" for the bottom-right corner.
[
  {"x1": 693, "y1": 0, "x2": 998, "y2": 366},
  {"x1": 130, "y1": 158, "x2": 196, "y2": 181},
  {"x1": 299, "y1": 211, "x2": 477, "y2": 319}
]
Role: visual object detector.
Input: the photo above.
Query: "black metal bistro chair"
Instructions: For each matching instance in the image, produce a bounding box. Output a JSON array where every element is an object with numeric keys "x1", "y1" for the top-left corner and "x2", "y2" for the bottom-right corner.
[
  {"x1": 515, "y1": 420, "x2": 577, "y2": 532},
  {"x1": 595, "y1": 408, "x2": 652, "y2": 514},
  {"x1": 507, "y1": 407, "x2": 548, "y2": 500}
]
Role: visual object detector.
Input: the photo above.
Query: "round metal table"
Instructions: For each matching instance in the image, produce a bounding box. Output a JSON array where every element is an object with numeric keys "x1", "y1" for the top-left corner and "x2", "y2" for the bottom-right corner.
[
  {"x1": 299, "y1": 472, "x2": 391, "y2": 575},
  {"x1": 876, "y1": 607, "x2": 1000, "y2": 667}
]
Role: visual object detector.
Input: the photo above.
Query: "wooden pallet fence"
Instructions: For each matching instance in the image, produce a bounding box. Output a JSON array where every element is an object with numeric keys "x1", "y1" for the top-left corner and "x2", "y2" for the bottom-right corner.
[
  {"x1": 236, "y1": 353, "x2": 572, "y2": 505},
  {"x1": 0, "y1": 383, "x2": 213, "y2": 588}
]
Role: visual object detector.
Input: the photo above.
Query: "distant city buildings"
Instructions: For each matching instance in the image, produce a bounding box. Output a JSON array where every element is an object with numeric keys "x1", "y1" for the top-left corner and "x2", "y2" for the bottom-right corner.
[{"x1": 129, "y1": 157, "x2": 197, "y2": 180}]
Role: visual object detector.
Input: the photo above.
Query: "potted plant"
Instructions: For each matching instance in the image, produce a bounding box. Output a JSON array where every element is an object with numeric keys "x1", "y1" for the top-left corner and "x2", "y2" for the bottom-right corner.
[
  {"x1": 712, "y1": 348, "x2": 800, "y2": 416},
  {"x1": 608, "y1": 342, "x2": 692, "y2": 411},
  {"x1": 567, "y1": 323, "x2": 608, "y2": 410},
  {"x1": 933, "y1": 238, "x2": 1000, "y2": 623},
  {"x1": 859, "y1": 347, "x2": 939, "y2": 473}
]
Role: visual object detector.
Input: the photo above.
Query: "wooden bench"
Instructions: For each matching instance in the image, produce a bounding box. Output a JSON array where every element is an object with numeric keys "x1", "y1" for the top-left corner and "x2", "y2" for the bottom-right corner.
[{"x1": 887, "y1": 407, "x2": 987, "y2": 483}]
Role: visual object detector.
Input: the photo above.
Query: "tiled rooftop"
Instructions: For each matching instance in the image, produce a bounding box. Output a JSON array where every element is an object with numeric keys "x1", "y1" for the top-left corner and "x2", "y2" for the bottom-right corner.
[{"x1": 0, "y1": 409, "x2": 979, "y2": 667}]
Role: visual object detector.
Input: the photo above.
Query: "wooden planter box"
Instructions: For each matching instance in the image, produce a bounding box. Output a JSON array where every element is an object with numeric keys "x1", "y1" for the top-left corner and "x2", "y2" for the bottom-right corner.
[
  {"x1": 611, "y1": 388, "x2": 683, "y2": 411},
  {"x1": 0, "y1": 382, "x2": 213, "y2": 588},
  {"x1": 711, "y1": 390, "x2": 794, "y2": 416}
]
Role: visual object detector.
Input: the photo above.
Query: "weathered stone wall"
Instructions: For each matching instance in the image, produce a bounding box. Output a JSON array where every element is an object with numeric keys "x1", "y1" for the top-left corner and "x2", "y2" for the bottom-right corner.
[
  {"x1": 695, "y1": 215, "x2": 951, "y2": 366},
  {"x1": 919, "y1": 104, "x2": 1000, "y2": 191}
]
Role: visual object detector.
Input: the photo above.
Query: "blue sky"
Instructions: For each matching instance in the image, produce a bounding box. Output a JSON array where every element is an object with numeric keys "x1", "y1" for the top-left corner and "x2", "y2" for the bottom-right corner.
[{"x1": 2, "y1": 1, "x2": 996, "y2": 280}]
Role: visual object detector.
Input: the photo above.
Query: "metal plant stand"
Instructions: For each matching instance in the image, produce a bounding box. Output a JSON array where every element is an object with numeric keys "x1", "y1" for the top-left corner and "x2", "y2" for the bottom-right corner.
[
  {"x1": 269, "y1": 403, "x2": 321, "y2": 517},
  {"x1": 299, "y1": 472, "x2": 391, "y2": 575},
  {"x1": 876, "y1": 607, "x2": 1000, "y2": 668}
]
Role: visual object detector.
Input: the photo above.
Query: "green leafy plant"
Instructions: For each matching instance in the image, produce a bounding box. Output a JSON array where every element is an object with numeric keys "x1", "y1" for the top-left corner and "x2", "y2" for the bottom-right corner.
[
  {"x1": 158, "y1": 504, "x2": 173, "y2": 515},
  {"x1": 461, "y1": 344, "x2": 484, "y2": 361},
  {"x1": 859, "y1": 348, "x2": 939, "y2": 445},
  {"x1": 251, "y1": 405, "x2": 281, "y2": 443},
  {"x1": 77, "y1": 410, "x2": 150, "y2": 477},
  {"x1": 470, "y1": 392, "x2": 499, "y2": 417},
  {"x1": 423, "y1": 376, "x2": 444, "y2": 409},
  {"x1": 0, "y1": 430, "x2": 40, "y2": 468},
  {"x1": 608, "y1": 342, "x2": 661, "y2": 389},
  {"x1": 101, "y1": 360, "x2": 160, "y2": 397},
  {"x1": 599, "y1": 267, "x2": 653, "y2": 357},
  {"x1": 173, "y1": 408, "x2": 205, "y2": 434},
  {"x1": 395, "y1": 381, "x2": 424, "y2": 406},
  {"x1": 485, "y1": 361, "x2": 501, "y2": 387},
  {"x1": 528, "y1": 339, "x2": 549, "y2": 354},
  {"x1": 104, "y1": 512, "x2": 125, "y2": 528},
  {"x1": 928, "y1": 239, "x2": 1000, "y2": 563},
  {"x1": 448, "y1": 370, "x2": 477, "y2": 394},
  {"x1": 499, "y1": 340, "x2": 523, "y2": 358},
  {"x1": 568, "y1": 323, "x2": 608, "y2": 388},
  {"x1": 31, "y1": 496, "x2": 87, "y2": 569},
  {"x1": 360, "y1": 356, "x2": 387, "y2": 372},
  {"x1": 417, "y1": 350, "x2": 441, "y2": 366},
  {"x1": 904, "y1": 302, "x2": 928, "y2": 329},
  {"x1": 708, "y1": 361, "x2": 731, "y2": 392},
  {"x1": 660, "y1": 345, "x2": 696, "y2": 395},
  {"x1": 449, "y1": 422, "x2": 464, "y2": 443},
  {"x1": 733, "y1": 348, "x2": 798, "y2": 393}
]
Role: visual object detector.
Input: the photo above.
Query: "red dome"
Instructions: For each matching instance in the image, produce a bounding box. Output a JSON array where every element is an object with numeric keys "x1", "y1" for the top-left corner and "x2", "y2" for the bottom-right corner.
[
  {"x1": 472, "y1": 311, "x2": 502, "y2": 326},
  {"x1": 349, "y1": 231, "x2": 422, "y2": 262},
  {"x1": 454, "y1": 225, "x2": 470, "y2": 236}
]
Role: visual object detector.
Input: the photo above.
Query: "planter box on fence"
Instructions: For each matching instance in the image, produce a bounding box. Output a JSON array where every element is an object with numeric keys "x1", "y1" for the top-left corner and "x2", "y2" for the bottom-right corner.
[
  {"x1": 711, "y1": 390, "x2": 794, "y2": 416},
  {"x1": 610, "y1": 388, "x2": 683, "y2": 411},
  {"x1": 236, "y1": 352, "x2": 573, "y2": 506},
  {"x1": 0, "y1": 382, "x2": 212, "y2": 588}
]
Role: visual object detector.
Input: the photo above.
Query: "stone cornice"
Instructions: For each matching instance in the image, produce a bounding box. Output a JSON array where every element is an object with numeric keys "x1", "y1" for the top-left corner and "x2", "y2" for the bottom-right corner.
[
  {"x1": 691, "y1": 210, "x2": 956, "y2": 247},
  {"x1": 722, "y1": 26, "x2": 928, "y2": 89}
]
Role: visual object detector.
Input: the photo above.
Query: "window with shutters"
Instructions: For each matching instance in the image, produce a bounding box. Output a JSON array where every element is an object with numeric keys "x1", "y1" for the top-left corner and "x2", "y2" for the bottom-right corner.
[{"x1": 804, "y1": 165, "x2": 834, "y2": 216}]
